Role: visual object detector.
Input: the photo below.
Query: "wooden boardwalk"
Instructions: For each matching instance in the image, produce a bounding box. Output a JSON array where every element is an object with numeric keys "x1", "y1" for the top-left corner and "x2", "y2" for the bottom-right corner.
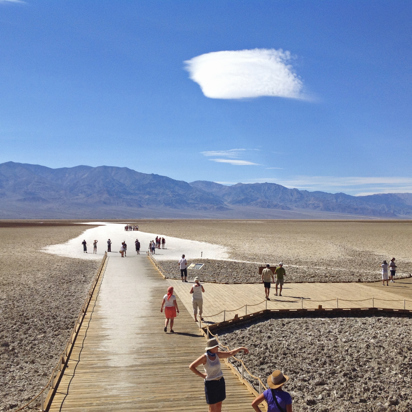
[
  {"x1": 48, "y1": 255, "x2": 256, "y2": 411},
  {"x1": 169, "y1": 276, "x2": 412, "y2": 324}
]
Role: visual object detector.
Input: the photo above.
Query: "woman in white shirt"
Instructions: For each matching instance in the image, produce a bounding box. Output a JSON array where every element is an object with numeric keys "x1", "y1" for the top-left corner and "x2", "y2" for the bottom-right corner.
[
  {"x1": 381, "y1": 260, "x2": 389, "y2": 286},
  {"x1": 160, "y1": 286, "x2": 179, "y2": 333},
  {"x1": 189, "y1": 337, "x2": 249, "y2": 412}
]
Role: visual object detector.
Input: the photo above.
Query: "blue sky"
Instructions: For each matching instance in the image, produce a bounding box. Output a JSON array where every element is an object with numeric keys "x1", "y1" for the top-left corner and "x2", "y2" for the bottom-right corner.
[{"x1": 1, "y1": 0, "x2": 411, "y2": 195}]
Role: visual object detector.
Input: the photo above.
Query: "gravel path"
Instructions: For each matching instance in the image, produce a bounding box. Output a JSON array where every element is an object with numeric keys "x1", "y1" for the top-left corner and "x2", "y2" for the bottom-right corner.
[
  {"x1": 156, "y1": 258, "x2": 411, "y2": 283},
  {"x1": 220, "y1": 316, "x2": 412, "y2": 412}
]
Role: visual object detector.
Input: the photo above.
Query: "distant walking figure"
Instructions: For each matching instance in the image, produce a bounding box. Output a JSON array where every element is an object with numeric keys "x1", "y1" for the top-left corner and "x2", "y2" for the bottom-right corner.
[
  {"x1": 135, "y1": 239, "x2": 140, "y2": 255},
  {"x1": 93, "y1": 240, "x2": 98, "y2": 254},
  {"x1": 381, "y1": 260, "x2": 389, "y2": 286},
  {"x1": 123, "y1": 241, "x2": 127, "y2": 257},
  {"x1": 252, "y1": 370, "x2": 293, "y2": 412},
  {"x1": 190, "y1": 277, "x2": 205, "y2": 322},
  {"x1": 262, "y1": 264, "x2": 275, "y2": 300},
  {"x1": 160, "y1": 286, "x2": 179, "y2": 333},
  {"x1": 389, "y1": 257, "x2": 397, "y2": 283},
  {"x1": 179, "y1": 254, "x2": 188, "y2": 282},
  {"x1": 162, "y1": 237, "x2": 166, "y2": 249},
  {"x1": 119, "y1": 243, "x2": 125, "y2": 258},
  {"x1": 275, "y1": 263, "x2": 286, "y2": 296},
  {"x1": 82, "y1": 240, "x2": 87, "y2": 253},
  {"x1": 189, "y1": 338, "x2": 249, "y2": 412},
  {"x1": 107, "y1": 239, "x2": 112, "y2": 252}
]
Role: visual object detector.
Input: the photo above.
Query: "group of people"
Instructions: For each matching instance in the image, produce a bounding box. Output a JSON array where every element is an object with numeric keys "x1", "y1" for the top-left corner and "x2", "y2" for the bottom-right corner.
[
  {"x1": 148, "y1": 237, "x2": 166, "y2": 254},
  {"x1": 81, "y1": 239, "x2": 99, "y2": 254},
  {"x1": 124, "y1": 225, "x2": 139, "y2": 231},
  {"x1": 159, "y1": 263, "x2": 292, "y2": 412},
  {"x1": 261, "y1": 262, "x2": 286, "y2": 300},
  {"x1": 381, "y1": 257, "x2": 397, "y2": 286}
]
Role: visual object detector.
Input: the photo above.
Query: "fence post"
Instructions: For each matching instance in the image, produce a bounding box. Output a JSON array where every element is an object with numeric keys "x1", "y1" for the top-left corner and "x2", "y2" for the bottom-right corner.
[
  {"x1": 241, "y1": 364, "x2": 244, "y2": 379},
  {"x1": 245, "y1": 305, "x2": 247, "y2": 316},
  {"x1": 265, "y1": 299, "x2": 267, "y2": 310},
  {"x1": 404, "y1": 300, "x2": 406, "y2": 310},
  {"x1": 301, "y1": 297, "x2": 303, "y2": 309},
  {"x1": 372, "y1": 297, "x2": 374, "y2": 308},
  {"x1": 223, "y1": 310, "x2": 226, "y2": 322},
  {"x1": 259, "y1": 380, "x2": 262, "y2": 393},
  {"x1": 336, "y1": 298, "x2": 338, "y2": 308}
]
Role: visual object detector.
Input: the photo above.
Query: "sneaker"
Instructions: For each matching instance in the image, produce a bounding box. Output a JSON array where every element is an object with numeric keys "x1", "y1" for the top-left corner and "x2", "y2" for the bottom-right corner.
[
  {"x1": 275, "y1": 293, "x2": 278, "y2": 296},
  {"x1": 267, "y1": 297, "x2": 270, "y2": 300},
  {"x1": 185, "y1": 280, "x2": 188, "y2": 282},
  {"x1": 279, "y1": 294, "x2": 282, "y2": 296},
  {"x1": 164, "y1": 327, "x2": 167, "y2": 332},
  {"x1": 201, "y1": 317, "x2": 204, "y2": 321},
  {"x1": 170, "y1": 329, "x2": 174, "y2": 333}
]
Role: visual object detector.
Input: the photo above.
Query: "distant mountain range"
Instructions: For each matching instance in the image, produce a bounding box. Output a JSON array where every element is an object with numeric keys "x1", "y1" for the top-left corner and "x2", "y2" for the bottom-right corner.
[{"x1": 1, "y1": 161, "x2": 412, "y2": 219}]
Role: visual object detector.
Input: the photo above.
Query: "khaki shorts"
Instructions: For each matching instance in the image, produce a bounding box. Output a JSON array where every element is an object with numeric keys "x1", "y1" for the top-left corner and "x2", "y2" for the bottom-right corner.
[{"x1": 276, "y1": 279, "x2": 284, "y2": 286}]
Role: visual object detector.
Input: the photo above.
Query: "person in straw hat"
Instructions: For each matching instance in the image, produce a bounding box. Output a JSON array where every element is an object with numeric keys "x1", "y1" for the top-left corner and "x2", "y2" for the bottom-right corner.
[
  {"x1": 189, "y1": 337, "x2": 249, "y2": 412},
  {"x1": 190, "y1": 276, "x2": 205, "y2": 322},
  {"x1": 252, "y1": 370, "x2": 292, "y2": 412}
]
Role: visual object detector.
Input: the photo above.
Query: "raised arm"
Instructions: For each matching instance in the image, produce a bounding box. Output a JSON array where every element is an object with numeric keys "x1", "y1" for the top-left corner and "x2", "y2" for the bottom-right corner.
[{"x1": 218, "y1": 346, "x2": 249, "y2": 359}]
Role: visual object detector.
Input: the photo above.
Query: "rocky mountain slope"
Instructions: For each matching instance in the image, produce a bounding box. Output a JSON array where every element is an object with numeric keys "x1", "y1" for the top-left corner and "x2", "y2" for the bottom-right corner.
[{"x1": 1, "y1": 162, "x2": 412, "y2": 219}]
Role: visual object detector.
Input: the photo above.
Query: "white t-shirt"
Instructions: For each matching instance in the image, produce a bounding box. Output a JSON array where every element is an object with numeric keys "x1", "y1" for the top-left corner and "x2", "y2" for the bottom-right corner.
[
  {"x1": 163, "y1": 294, "x2": 176, "y2": 307},
  {"x1": 192, "y1": 283, "x2": 203, "y2": 300},
  {"x1": 381, "y1": 263, "x2": 388, "y2": 275},
  {"x1": 179, "y1": 258, "x2": 187, "y2": 270}
]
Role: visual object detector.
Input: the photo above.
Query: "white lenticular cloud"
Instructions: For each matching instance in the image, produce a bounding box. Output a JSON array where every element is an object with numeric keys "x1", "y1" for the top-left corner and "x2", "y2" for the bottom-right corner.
[
  {"x1": 185, "y1": 48, "x2": 305, "y2": 100},
  {"x1": 211, "y1": 159, "x2": 258, "y2": 166}
]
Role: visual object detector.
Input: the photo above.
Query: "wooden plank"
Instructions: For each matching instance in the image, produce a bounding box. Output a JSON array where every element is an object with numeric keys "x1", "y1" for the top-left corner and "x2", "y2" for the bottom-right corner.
[{"x1": 48, "y1": 256, "x2": 255, "y2": 411}]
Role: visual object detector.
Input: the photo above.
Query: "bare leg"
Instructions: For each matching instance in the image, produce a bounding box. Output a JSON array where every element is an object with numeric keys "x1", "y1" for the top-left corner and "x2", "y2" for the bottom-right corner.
[{"x1": 170, "y1": 318, "x2": 174, "y2": 332}]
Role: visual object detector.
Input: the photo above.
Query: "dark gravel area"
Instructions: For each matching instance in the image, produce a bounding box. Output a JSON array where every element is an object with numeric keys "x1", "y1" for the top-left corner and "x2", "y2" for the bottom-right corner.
[
  {"x1": 155, "y1": 258, "x2": 411, "y2": 284},
  {"x1": 220, "y1": 316, "x2": 412, "y2": 412}
]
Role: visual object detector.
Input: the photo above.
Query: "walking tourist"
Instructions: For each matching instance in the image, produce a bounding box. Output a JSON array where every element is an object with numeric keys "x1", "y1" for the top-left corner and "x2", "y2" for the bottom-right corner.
[
  {"x1": 160, "y1": 286, "x2": 179, "y2": 333},
  {"x1": 135, "y1": 239, "x2": 140, "y2": 255},
  {"x1": 389, "y1": 257, "x2": 397, "y2": 283},
  {"x1": 252, "y1": 370, "x2": 292, "y2": 412},
  {"x1": 107, "y1": 238, "x2": 112, "y2": 252},
  {"x1": 82, "y1": 240, "x2": 87, "y2": 253},
  {"x1": 189, "y1": 337, "x2": 249, "y2": 412},
  {"x1": 381, "y1": 260, "x2": 389, "y2": 286},
  {"x1": 119, "y1": 242, "x2": 125, "y2": 257},
  {"x1": 179, "y1": 254, "x2": 188, "y2": 282},
  {"x1": 162, "y1": 237, "x2": 166, "y2": 248},
  {"x1": 275, "y1": 263, "x2": 286, "y2": 296},
  {"x1": 93, "y1": 240, "x2": 98, "y2": 254},
  {"x1": 262, "y1": 264, "x2": 275, "y2": 300},
  {"x1": 190, "y1": 277, "x2": 205, "y2": 322}
]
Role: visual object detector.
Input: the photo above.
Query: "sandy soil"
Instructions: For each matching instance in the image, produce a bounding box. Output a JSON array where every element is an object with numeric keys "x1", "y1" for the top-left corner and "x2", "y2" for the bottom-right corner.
[
  {"x1": 142, "y1": 220, "x2": 412, "y2": 282},
  {"x1": 0, "y1": 223, "x2": 100, "y2": 412}
]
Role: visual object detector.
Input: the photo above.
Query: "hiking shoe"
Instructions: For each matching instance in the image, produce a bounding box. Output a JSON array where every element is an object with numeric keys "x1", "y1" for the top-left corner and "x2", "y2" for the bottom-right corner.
[{"x1": 164, "y1": 327, "x2": 167, "y2": 332}]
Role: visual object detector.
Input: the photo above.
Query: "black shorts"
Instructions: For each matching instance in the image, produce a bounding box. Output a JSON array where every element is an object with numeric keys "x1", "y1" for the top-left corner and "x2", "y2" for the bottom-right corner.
[
  {"x1": 180, "y1": 268, "x2": 187, "y2": 277},
  {"x1": 264, "y1": 282, "x2": 271, "y2": 289},
  {"x1": 390, "y1": 270, "x2": 396, "y2": 277},
  {"x1": 205, "y1": 377, "x2": 226, "y2": 405}
]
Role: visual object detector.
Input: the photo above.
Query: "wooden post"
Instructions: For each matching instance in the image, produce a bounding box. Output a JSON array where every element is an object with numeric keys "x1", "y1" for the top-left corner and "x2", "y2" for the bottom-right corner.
[
  {"x1": 301, "y1": 297, "x2": 303, "y2": 309},
  {"x1": 336, "y1": 298, "x2": 339, "y2": 308},
  {"x1": 245, "y1": 305, "x2": 247, "y2": 316}
]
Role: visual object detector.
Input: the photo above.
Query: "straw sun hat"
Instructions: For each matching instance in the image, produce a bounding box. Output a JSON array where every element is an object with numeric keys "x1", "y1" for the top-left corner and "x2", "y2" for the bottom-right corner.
[
  {"x1": 267, "y1": 370, "x2": 289, "y2": 389},
  {"x1": 205, "y1": 338, "x2": 219, "y2": 351},
  {"x1": 194, "y1": 277, "x2": 200, "y2": 283}
]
